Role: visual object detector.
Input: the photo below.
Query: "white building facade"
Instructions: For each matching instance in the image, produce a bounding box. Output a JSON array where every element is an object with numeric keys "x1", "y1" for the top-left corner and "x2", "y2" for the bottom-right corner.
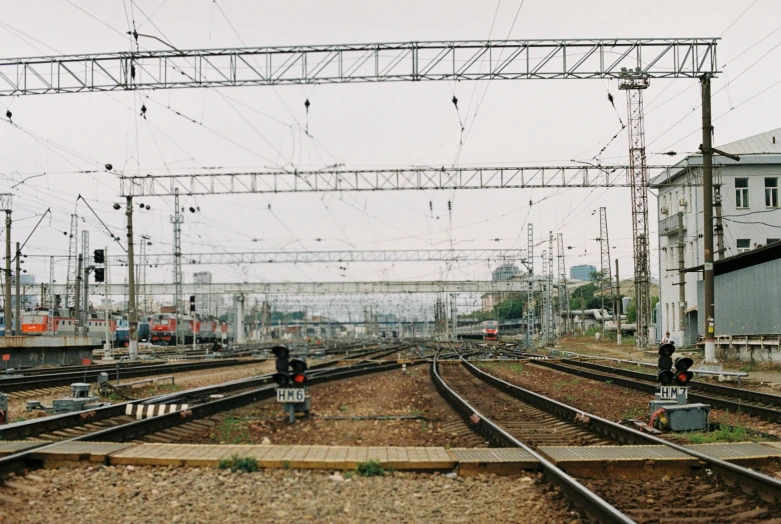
[{"x1": 651, "y1": 128, "x2": 781, "y2": 345}]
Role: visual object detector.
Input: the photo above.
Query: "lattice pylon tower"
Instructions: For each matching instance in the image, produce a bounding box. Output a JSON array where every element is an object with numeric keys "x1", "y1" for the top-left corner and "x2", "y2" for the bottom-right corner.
[
  {"x1": 526, "y1": 224, "x2": 534, "y2": 347},
  {"x1": 619, "y1": 71, "x2": 651, "y2": 349},
  {"x1": 598, "y1": 207, "x2": 612, "y2": 327},
  {"x1": 541, "y1": 249, "x2": 548, "y2": 343},
  {"x1": 81, "y1": 230, "x2": 89, "y2": 331},
  {"x1": 557, "y1": 233, "x2": 570, "y2": 335},
  {"x1": 65, "y1": 214, "x2": 78, "y2": 310},
  {"x1": 547, "y1": 232, "x2": 555, "y2": 343},
  {"x1": 170, "y1": 189, "x2": 184, "y2": 346}
]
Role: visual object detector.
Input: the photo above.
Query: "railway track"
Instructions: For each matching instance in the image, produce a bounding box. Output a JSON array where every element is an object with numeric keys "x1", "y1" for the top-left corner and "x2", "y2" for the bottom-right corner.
[
  {"x1": 0, "y1": 353, "x2": 422, "y2": 479},
  {"x1": 432, "y1": 354, "x2": 781, "y2": 523},
  {"x1": 533, "y1": 358, "x2": 781, "y2": 424}
]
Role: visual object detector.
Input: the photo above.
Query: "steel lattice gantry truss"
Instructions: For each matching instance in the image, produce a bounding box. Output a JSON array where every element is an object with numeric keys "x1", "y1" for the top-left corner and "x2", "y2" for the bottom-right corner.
[
  {"x1": 49, "y1": 280, "x2": 528, "y2": 296},
  {"x1": 119, "y1": 165, "x2": 686, "y2": 196},
  {"x1": 113, "y1": 248, "x2": 526, "y2": 266},
  {"x1": 0, "y1": 39, "x2": 717, "y2": 96}
]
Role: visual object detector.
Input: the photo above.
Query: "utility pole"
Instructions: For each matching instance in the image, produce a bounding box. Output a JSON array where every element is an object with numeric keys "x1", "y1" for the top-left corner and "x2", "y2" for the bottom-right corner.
[
  {"x1": 598, "y1": 207, "x2": 612, "y2": 338},
  {"x1": 701, "y1": 75, "x2": 716, "y2": 364},
  {"x1": 126, "y1": 196, "x2": 138, "y2": 360},
  {"x1": 3, "y1": 196, "x2": 11, "y2": 337},
  {"x1": 81, "y1": 230, "x2": 89, "y2": 336},
  {"x1": 48, "y1": 256, "x2": 55, "y2": 335},
  {"x1": 526, "y1": 224, "x2": 534, "y2": 347},
  {"x1": 14, "y1": 242, "x2": 20, "y2": 336},
  {"x1": 171, "y1": 189, "x2": 183, "y2": 347},
  {"x1": 65, "y1": 214, "x2": 78, "y2": 311},
  {"x1": 74, "y1": 254, "x2": 82, "y2": 334},
  {"x1": 547, "y1": 232, "x2": 555, "y2": 343},
  {"x1": 557, "y1": 233, "x2": 570, "y2": 336},
  {"x1": 677, "y1": 211, "x2": 687, "y2": 341},
  {"x1": 614, "y1": 259, "x2": 622, "y2": 345}
]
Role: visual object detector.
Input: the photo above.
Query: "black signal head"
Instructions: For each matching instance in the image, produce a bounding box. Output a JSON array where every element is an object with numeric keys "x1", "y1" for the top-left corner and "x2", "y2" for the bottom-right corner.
[
  {"x1": 674, "y1": 357, "x2": 693, "y2": 371},
  {"x1": 272, "y1": 346, "x2": 290, "y2": 359},
  {"x1": 657, "y1": 369, "x2": 674, "y2": 385},
  {"x1": 658, "y1": 342, "x2": 675, "y2": 358}
]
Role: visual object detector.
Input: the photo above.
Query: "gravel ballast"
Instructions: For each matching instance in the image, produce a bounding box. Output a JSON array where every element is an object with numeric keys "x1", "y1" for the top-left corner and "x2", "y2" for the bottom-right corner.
[{"x1": 4, "y1": 466, "x2": 582, "y2": 523}]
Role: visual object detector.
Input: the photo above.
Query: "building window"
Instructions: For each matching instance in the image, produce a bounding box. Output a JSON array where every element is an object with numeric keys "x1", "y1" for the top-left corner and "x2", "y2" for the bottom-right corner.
[
  {"x1": 768, "y1": 238, "x2": 780, "y2": 245},
  {"x1": 766, "y1": 178, "x2": 779, "y2": 208},
  {"x1": 737, "y1": 239, "x2": 751, "y2": 253},
  {"x1": 735, "y1": 178, "x2": 749, "y2": 208}
]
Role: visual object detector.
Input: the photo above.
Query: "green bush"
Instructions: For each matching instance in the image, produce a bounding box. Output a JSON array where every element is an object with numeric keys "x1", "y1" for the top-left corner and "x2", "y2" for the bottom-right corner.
[
  {"x1": 217, "y1": 454, "x2": 258, "y2": 473},
  {"x1": 356, "y1": 459, "x2": 386, "y2": 477}
]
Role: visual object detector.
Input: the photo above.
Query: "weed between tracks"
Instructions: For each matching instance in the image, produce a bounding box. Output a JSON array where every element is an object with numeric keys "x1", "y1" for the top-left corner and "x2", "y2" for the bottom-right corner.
[
  {"x1": 210, "y1": 417, "x2": 252, "y2": 444},
  {"x1": 685, "y1": 424, "x2": 751, "y2": 444},
  {"x1": 218, "y1": 455, "x2": 258, "y2": 473},
  {"x1": 356, "y1": 459, "x2": 387, "y2": 477},
  {"x1": 477, "y1": 362, "x2": 525, "y2": 374}
]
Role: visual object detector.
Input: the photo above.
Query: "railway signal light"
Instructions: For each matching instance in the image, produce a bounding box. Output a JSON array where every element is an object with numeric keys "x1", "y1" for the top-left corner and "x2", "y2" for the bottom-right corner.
[
  {"x1": 94, "y1": 268, "x2": 105, "y2": 282},
  {"x1": 673, "y1": 356, "x2": 694, "y2": 385},
  {"x1": 189, "y1": 295, "x2": 195, "y2": 313},
  {"x1": 657, "y1": 342, "x2": 676, "y2": 385},
  {"x1": 290, "y1": 358, "x2": 308, "y2": 386},
  {"x1": 93, "y1": 249, "x2": 105, "y2": 264},
  {"x1": 272, "y1": 346, "x2": 290, "y2": 386}
]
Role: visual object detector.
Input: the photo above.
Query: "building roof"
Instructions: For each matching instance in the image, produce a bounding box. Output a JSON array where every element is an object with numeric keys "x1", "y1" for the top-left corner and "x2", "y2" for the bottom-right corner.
[
  {"x1": 719, "y1": 127, "x2": 781, "y2": 155},
  {"x1": 685, "y1": 241, "x2": 781, "y2": 277},
  {"x1": 650, "y1": 127, "x2": 781, "y2": 187}
]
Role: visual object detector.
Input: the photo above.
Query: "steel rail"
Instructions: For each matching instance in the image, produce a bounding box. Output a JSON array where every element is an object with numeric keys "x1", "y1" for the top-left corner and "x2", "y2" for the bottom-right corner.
[
  {"x1": 0, "y1": 345, "x2": 408, "y2": 440},
  {"x1": 0, "y1": 357, "x2": 421, "y2": 479},
  {"x1": 430, "y1": 356, "x2": 634, "y2": 523},
  {"x1": 0, "y1": 358, "x2": 253, "y2": 393},
  {"x1": 460, "y1": 357, "x2": 781, "y2": 503},
  {"x1": 533, "y1": 359, "x2": 781, "y2": 422}
]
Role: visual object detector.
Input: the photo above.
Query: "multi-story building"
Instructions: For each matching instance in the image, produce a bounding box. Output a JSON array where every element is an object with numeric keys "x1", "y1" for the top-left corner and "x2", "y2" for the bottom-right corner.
[
  {"x1": 569, "y1": 265, "x2": 597, "y2": 282},
  {"x1": 650, "y1": 127, "x2": 781, "y2": 345},
  {"x1": 193, "y1": 271, "x2": 213, "y2": 317},
  {"x1": 481, "y1": 264, "x2": 522, "y2": 312}
]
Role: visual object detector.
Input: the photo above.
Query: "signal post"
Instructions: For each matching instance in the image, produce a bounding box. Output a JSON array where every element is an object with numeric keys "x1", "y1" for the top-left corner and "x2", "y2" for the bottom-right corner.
[
  {"x1": 272, "y1": 345, "x2": 310, "y2": 423},
  {"x1": 650, "y1": 341, "x2": 710, "y2": 432}
]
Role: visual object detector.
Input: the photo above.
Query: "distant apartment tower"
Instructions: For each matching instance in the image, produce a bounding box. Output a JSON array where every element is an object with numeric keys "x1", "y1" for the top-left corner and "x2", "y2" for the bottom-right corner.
[
  {"x1": 193, "y1": 271, "x2": 212, "y2": 316},
  {"x1": 570, "y1": 265, "x2": 597, "y2": 282}
]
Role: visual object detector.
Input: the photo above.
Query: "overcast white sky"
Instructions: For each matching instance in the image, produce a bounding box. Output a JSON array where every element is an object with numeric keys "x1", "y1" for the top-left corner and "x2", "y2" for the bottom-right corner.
[{"x1": 1, "y1": 0, "x2": 780, "y2": 317}]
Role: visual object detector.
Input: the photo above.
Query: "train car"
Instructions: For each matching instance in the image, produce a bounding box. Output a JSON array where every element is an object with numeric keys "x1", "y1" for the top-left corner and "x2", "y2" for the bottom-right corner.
[
  {"x1": 114, "y1": 320, "x2": 151, "y2": 347},
  {"x1": 23, "y1": 311, "x2": 116, "y2": 342},
  {"x1": 482, "y1": 320, "x2": 499, "y2": 341},
  {"x1": 150, "y1": 314, "x2": 194, "y2": 345},
  {"x1": 22, "y1": 311, "x2": 76, "y2": 335},
  {"x1": 138, "y1": 321, "x2": 151, "y2": 343},
  {"x1": 196, "y1": 320, "x2": 217, "y2": 343}
]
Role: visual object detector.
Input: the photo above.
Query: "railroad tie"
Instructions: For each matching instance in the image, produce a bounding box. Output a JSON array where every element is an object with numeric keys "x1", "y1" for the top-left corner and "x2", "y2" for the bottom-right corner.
[{"x1": 125, "y1": 403, "x2": 189, "y2": 420}]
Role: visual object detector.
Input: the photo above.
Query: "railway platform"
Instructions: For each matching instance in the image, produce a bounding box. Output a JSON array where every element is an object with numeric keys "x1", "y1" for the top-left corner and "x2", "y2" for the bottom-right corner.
[{"x1": 2, "y1": 441, "x2": 781, "y2": 477}]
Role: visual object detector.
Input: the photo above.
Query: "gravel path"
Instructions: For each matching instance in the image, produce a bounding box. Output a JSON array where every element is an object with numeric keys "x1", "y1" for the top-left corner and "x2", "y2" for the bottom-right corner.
[{"x1": 4, "y1": 466, "x2": 582, "y2": 524}]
